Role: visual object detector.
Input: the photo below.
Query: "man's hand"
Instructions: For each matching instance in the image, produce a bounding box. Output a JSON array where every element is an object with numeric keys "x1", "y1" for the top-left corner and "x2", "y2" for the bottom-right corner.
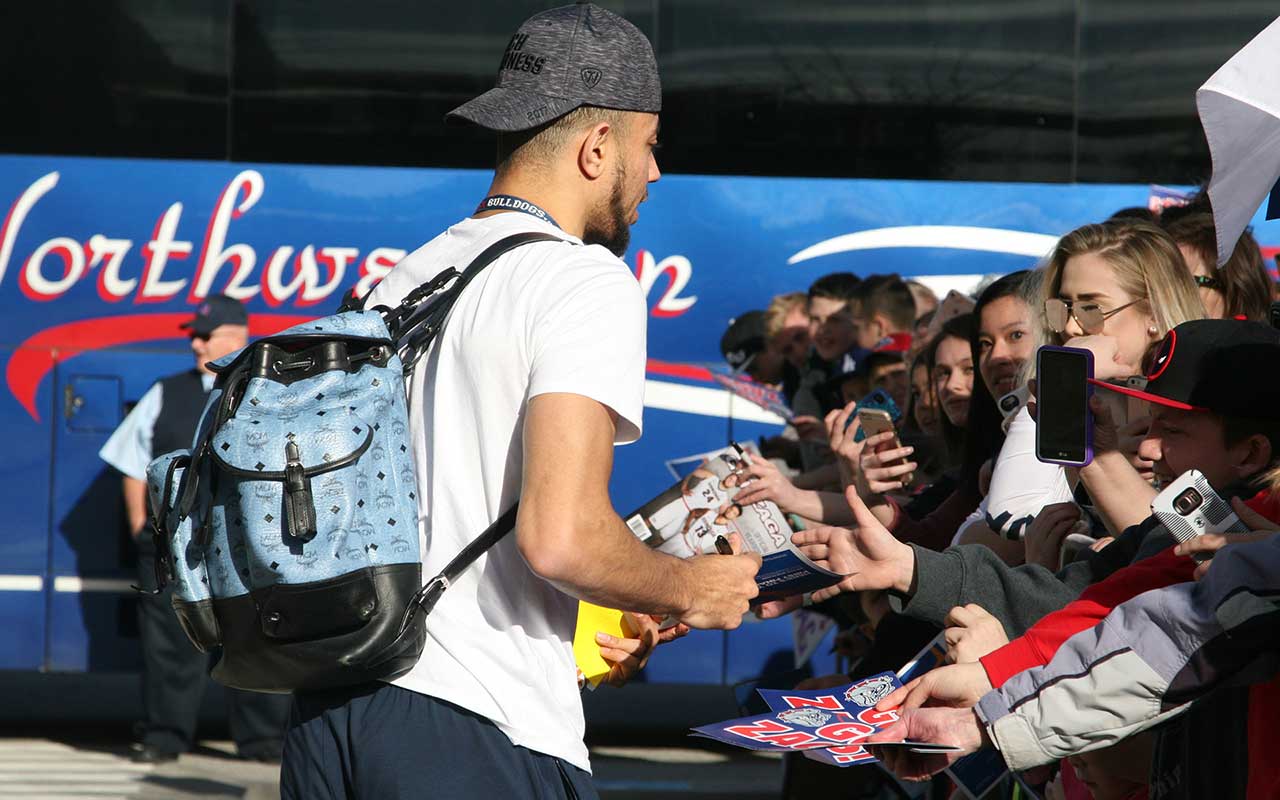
[
  {"x1": 734, "y1": 452, "x2": 800, "y2": 511},
  {"x1": 866, "y1": 707, "x2": 986, "y2": 782},
  {"x1": 597, "y1": 612, "x2": 688, "y2": 688},
  {"x1": 876, "y1": 662, "x2": 993, "y2": 712},
  {"x1": 1118, "y1": 415, "x2": 1154, "y2": 480},
  {"x1": 678, "y1": 533, "x2": 761, "y2": 629},
  {"x1": 123, "y1": 476, "x2": 149, "y2": 539},
  {"x1": 1022, "y1": 502, "x2": 1082, "y2": 570},
  {"x1": 943, "y1": 605, "x2": 1009, "y2": 664},
  {"x1": 789, "y1": 486, "x2": 914, "y2": 603}
]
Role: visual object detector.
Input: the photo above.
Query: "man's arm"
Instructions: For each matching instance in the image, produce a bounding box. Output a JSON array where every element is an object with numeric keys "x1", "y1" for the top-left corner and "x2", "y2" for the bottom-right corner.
[
  {"x1": 974, "y1": 533, "x2": 1280, "y2": 770},
  {"x1": 517, "y1": 392, "x2": 761, "y2": 629},
  {"x1": 123, "y1": 476, "x2": 149, "y2": 537}
]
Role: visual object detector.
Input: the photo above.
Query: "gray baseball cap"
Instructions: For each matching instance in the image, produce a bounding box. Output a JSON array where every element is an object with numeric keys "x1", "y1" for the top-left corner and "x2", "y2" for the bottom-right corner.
[{"x1": 447, "y1": 2, "x2": 661, "y2": 132}]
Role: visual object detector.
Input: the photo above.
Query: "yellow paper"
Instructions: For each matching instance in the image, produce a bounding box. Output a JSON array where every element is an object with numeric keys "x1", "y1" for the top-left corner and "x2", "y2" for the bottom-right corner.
[{"x1": 573, "y1": 601, "x2": 626, "y2": 689}]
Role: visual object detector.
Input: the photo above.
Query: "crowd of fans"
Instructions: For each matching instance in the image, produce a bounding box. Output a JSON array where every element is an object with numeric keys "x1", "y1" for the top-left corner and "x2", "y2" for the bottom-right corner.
[{"x1": 717, "y1": 192, "x2": 1280, "y2": 800}]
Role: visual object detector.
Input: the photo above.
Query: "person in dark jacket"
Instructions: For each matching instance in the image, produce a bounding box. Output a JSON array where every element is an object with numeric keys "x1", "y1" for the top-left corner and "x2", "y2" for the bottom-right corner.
[{"x1": 99, "y1": 295, "x2": 290, "y2": 763}]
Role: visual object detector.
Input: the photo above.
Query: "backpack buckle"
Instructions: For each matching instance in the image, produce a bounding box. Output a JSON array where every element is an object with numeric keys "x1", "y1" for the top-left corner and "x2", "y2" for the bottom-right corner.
[{"x1": 414, "y1": 573, "x2": 451, "y2": 616}]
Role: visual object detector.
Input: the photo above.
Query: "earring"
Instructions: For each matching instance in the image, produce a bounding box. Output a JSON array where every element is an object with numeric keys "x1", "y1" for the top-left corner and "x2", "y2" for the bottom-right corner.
[{"x1": 1147, "y1": 325, "x2": 1158, "y2": 335}]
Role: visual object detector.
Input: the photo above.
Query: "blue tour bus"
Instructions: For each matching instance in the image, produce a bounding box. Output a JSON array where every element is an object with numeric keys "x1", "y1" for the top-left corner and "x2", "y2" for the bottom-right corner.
[{"x1": 3, "y1": 2, "x2": 1279, "y2": 719}]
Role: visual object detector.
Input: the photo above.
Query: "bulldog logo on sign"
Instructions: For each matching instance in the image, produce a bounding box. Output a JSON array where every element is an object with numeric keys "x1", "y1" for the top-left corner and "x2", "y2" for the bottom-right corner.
[
  {"x1": 843, "y1": 674, "x2": 896, "y2": 707},
  {"x1": 776, "y1": 708, "x2": 832, "y2": 728}
]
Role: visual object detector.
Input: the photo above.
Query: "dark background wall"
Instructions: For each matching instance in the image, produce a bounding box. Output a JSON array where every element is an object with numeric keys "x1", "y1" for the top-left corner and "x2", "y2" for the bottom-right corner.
[{"x1": 3, "y1": 1, "x2": 1275, "y2": 183}]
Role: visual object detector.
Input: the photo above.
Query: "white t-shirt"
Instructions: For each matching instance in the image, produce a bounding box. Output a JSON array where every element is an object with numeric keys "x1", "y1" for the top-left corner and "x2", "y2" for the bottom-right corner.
[{"x1": 366, "y1": 212, "x2": 648, "y2": 772}]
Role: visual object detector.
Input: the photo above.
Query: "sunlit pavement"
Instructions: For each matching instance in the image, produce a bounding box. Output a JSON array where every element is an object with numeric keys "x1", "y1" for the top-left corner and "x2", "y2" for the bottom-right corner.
[{"x1": 0, "y1": 737, "x2": 782, "y2": 799}]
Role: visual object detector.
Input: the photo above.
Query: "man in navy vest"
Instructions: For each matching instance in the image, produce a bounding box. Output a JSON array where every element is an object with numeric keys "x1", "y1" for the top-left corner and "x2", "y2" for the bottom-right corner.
[{"x1": 100, "y1": 295, "x2": 291, "y2": 764}]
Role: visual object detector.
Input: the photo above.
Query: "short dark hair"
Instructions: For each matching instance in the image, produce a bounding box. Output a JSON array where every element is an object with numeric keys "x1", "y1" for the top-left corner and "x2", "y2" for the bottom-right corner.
[
  {"x1": 1108, "y1": 206, "x2": 1157, "y2": 222},
  {"x1": 1220, "y1": 413, "x2": 1280, "y2": 481},
  {"x1": 495, "y1": 106, "x2": 628, "y2": 174},
  {"x1": 1162, "y1": 212, "x2": 1272, "y2": 323},
  {"x1": 807, "y1": 272, "x2": 861, "y2": 303},
  {"x1": 852, "y1": 274, "x2": 916, "y2": 330}
]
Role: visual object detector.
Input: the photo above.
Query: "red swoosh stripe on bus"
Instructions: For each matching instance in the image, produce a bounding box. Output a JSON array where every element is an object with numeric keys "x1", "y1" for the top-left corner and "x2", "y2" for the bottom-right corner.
[
  {"x1": 7, "y1": 313, "x2": 315, "y2": 421},
  {"x1": 8, "y1": 318, "x2": 719, "y2": 423}
]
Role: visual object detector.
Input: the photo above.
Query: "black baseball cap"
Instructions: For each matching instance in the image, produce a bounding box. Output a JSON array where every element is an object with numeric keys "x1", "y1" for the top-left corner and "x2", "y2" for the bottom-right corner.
[
  {"x1": 447, "y1": 3, "x2": 661, "y2": 132},
  {"x1": 720, "y1": 311, "x2": 767, "y2": 372},
  {"x1": 1092, "y1": 318, "x2": 1280, "y2": 419},
  {"x1": 180, "y1": 294, "x2": 248, "y2": 336}
]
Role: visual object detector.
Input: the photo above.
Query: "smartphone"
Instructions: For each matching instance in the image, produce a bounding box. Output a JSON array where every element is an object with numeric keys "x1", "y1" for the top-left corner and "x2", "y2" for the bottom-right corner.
[
  {"x1": 1034, "y1": 345, "x2": 1094, "y2": 467},
  {"x1": 857, "y1": 408, "x2": 914, "y2": 487},
  {"x1": 851, "y1": 388, "x2": 902, "y2": 442},
  {"x1": 1151, "y1": 469, "x2": 1249, "y2": 563}
]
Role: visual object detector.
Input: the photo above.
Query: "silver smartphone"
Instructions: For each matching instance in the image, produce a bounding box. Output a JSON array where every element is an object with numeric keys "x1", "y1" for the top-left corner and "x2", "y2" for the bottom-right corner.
[{"x1": 1150, "y1": 469, "x2": 1248, "y2": 562}]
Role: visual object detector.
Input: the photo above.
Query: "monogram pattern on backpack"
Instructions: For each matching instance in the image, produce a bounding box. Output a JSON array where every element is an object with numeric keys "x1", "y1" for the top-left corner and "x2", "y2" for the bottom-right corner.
[{"x1": 144, "y1": 232, "x2": 562, "y2": 693}]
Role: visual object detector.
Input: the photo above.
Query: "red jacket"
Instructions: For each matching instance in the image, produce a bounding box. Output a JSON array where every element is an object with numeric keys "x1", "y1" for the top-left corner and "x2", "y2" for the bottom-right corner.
[{"x1": 977, "y1": 489, "x2": 1280, "y2": 800}]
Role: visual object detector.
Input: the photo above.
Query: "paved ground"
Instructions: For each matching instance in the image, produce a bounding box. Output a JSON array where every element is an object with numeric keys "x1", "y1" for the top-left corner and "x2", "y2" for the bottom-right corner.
[{"x1": 0, "y1": 736, "x2": 783, "y2": 799}]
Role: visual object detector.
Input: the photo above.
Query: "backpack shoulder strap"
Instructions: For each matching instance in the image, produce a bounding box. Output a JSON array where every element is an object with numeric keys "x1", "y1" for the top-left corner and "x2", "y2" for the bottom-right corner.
[
  {"x1": 393, "y1": 231, "x2": 566, "y2": 372},
  {"x1": 397, "y1": 231, "x2": 564, "y2": 616}
]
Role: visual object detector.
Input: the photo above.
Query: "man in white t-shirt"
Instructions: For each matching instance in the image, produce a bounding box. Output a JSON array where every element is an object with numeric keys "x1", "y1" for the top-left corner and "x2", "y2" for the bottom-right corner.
[{"x1": 279, "y1": 5, "x2": 761, "y2": 799}]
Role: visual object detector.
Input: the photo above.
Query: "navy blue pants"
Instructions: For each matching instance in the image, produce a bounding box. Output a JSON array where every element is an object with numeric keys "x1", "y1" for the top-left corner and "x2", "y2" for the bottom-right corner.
[{"x1": 281, "y1": 682, "x2": 598, "y2": 799}]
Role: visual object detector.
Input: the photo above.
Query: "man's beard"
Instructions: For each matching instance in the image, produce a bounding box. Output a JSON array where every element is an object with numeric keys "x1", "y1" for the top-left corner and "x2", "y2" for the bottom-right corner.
[{"x1": 582, "y1": 163, "x2": 632, "y2": 257}]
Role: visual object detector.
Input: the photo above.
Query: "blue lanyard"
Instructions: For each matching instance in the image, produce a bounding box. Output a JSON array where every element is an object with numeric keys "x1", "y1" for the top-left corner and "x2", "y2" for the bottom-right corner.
[{"x1": 475, "y1": 194, "x2": 560, "y2": 230}]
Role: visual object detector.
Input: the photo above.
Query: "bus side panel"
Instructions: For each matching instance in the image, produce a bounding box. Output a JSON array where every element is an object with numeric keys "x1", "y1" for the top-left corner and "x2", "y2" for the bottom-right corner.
[
  {"x1": 47, "y1": 349, "x2": 191, "y2": 672},
  {"x1": 0, "y1": 347, "x2": 52, "y2": 670}
]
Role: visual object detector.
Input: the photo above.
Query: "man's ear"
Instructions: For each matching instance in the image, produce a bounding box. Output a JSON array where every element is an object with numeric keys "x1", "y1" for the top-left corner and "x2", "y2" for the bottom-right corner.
[
  {"x1": 577, "y1": 121, "x2": 613, "y2": 181},
  {"x1": 1232, "y1": 433, "x2": 1274, "y2": 482}
]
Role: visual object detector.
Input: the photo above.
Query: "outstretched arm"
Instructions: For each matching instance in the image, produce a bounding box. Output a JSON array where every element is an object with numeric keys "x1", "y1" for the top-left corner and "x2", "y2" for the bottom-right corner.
[
  {"x1": 975, "y1": 533, "x2": 1280, "y2": 770},
  {"x1": 518, "y1": 392, "x2": 761, "y2": 630}
]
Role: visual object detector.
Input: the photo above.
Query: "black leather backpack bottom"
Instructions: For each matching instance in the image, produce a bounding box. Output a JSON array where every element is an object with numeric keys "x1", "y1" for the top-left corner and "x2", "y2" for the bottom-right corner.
[{"x1": 174, "y1": 562, "x2": 428, "y2": 694}]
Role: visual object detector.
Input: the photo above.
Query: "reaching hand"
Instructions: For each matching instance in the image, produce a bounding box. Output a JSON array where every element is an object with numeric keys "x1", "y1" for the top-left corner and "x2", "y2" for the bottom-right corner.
[
  {"x1": 1118, "y1": 415, "x2": 1154, "y2": 480},
  {"x1": 596, "y1": 612, "x2": 667, "y2": 688},
  {"x1": 876, "y1": 662, "x2": 993, "y2": 712},
  {"x1": 943, "y1": 604, "x2": 1009, "y2": 664},
  {"x1": 754, "y1": 594, "x2": 803, "y2": 620},
  {"x1": 825, "y1": 403, "x2": 864, "y2": 489},
  {"x1": 679, "y1": 533, "x2": 761, "y2": 630},
  {"x1": 866, "y1": 707, "x2": 986, "y2": 781},
  {"x1": 1176, "y1": 498, "x2": 1278, "y2": 579},
  {"x1": 1022, "y1": 502, "x2": 1082, "y2": 570},
  {"x1": 790, "y1": 486, "x2": 915, "y2": 603},
  {"x1": 857, "y1": 431, "x2": 916, "y2": 499},
  {"x1": 734, "y1": 451, "x2": 801, "y2": 512}
]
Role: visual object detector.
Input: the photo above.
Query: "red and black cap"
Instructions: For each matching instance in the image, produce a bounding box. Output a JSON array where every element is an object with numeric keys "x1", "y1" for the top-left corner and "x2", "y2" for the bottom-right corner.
[{"x1": 1092, "y1": 318, "x2": 1280, "y2": 419}]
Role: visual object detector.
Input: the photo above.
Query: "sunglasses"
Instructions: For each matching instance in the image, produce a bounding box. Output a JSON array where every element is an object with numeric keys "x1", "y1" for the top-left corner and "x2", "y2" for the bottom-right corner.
[
  {"x1": 1192, "y1": 274, "x2": 1223, "y2": 290},
  {"x1": 1044, "y1": 298, "x2": 1143, "y2": 335}
]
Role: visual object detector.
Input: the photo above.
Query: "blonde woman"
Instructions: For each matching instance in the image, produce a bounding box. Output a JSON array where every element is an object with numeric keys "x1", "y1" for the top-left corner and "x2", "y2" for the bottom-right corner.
[{"x1": 984, "y1": 220, "x2": 1205, "y2": 549}]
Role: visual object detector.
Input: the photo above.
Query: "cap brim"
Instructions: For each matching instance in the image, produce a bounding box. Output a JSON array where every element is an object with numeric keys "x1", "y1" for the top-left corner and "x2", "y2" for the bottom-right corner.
[
  {"x1": 1088, "y1": 378, "x2": 1206, "y2": 412},
  {"x1": 446, "y1": 87, "x2": 580, "y2": 132}
]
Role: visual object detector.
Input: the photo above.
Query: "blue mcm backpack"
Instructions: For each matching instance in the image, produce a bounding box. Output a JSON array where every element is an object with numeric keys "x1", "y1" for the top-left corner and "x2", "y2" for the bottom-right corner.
[{"x1": 145, "y1": 232, "x2": 560, "y2": 693}]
